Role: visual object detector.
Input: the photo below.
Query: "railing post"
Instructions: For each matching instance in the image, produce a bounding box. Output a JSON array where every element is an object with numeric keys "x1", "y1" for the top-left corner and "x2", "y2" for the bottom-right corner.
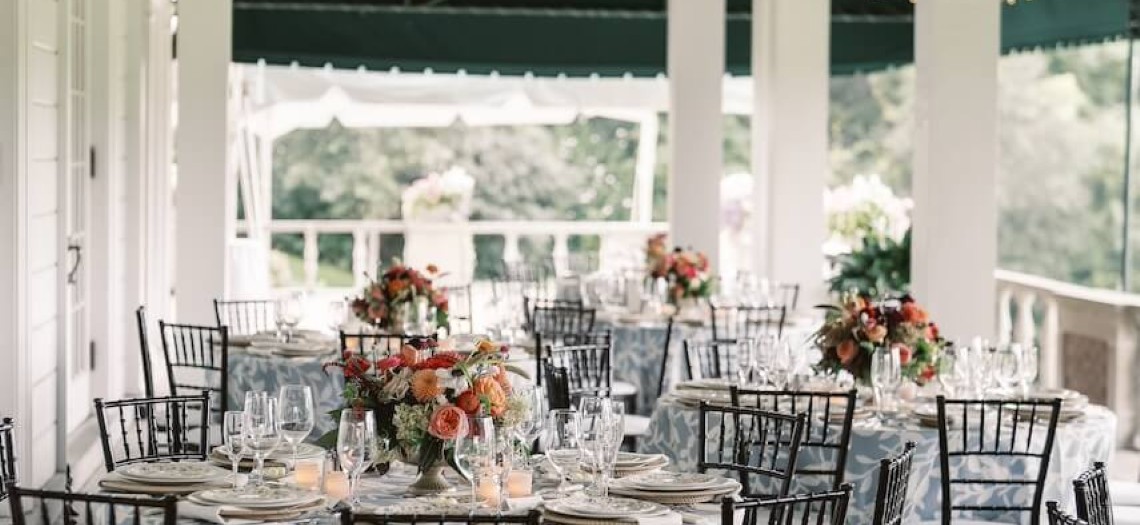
[
  {"x1": 352, "y1": 229, "x2": 367, "y2": 288},
  {"x1": 552, "y1": 233, "x2": 570, "y2": 276},
  {"x1": 503, "y1": 233, "x2": 522, "y2": 264},
  {"x1": 1014, "y1": 290, "x2": 1037, "y2": 349},
  {"x1": 997, "y1": 286, "x2": 1013, "y2": 344},
  {"x1": 1040, "y1": 296, "x2": 1060, "y2": 389},
  {"x1": 303, "y1": 227, "x2": 318, "y2": 289},
  {"x1": 368, "y1": 231, "x2": 382, "y2": 274}
]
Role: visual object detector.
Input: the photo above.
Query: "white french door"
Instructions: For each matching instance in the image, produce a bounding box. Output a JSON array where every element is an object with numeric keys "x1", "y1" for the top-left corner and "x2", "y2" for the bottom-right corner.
[{"x1": 62, "y1": 0, "x2": 93, "y2": 433}]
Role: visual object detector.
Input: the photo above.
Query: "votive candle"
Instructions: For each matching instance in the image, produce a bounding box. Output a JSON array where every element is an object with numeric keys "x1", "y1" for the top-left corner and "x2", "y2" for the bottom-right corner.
[
  {"x1": 477, "y1": 477, "x2": 500, "y2": 508},
  {"x1": 506, "y1": 470, "x2": 532, "y2": 497},
  {"x1": 324, "y1": 471, "x2": 350, "y2": 501},
  {"x1": 294, "y1": 461, "x2": 321, "y2": 490}
]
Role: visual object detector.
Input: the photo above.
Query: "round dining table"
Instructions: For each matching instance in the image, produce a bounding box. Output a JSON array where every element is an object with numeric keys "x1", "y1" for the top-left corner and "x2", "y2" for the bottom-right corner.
[{"x1": 637, "y1": 394, "x2": 1117, "y2": 523}]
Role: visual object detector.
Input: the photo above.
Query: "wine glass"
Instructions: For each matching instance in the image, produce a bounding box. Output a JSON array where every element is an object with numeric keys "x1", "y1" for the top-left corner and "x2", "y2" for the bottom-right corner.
[
  {"x1": 326, "y1": 300, "x2": 348, "y2": 335},
  {"x1": 337, "y1": 409, "x2": 377, "y2": 506},
  {"x1": 871, "y1": 346, "x2": 902, "y2": 420},
  {"x1": 452, "y1": 416, "x2": 484, "y2": 509},
  {"x1": 766, "y1": 337, "x2": 794, "y2": 391},
  {"x1": 277, "y1": 385, "x2": 315, "y2": 470},
  {"x1": 512, "y1": 383, "x2": 546, "y2": 456},
  {"x1": 276, "y1": 292, "x2": 304, "y2": 342},
  {"x1": 222, "y1": 411, "x2": 245, "y2": 488},
  {"x1": 993, "y1": 343, "x2": 1022, "y2": 395},
  {"x1": 578, "y1": 397, "x2": 623, "y2": 498},
  {"x1": 244, "y1": 394, "x2": 282, "y2": 486},
  {"x1": 1020, "y1": 345, "x2": 1039, "y2": 397},
  {"x1": 936, "y1": 347, "x2": 962, "y2": 397},
  {"x1": 543, "y1": 409, "x2": 581, "y2": 495},
  {"x1": 734, "y1": 338, "x2": 756, "y2": 386}
]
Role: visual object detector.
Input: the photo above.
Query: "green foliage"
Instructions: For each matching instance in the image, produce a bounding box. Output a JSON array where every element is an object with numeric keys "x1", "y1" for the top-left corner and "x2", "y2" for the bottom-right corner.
[{"x1": 828, "y1": 230, "x2": 911, "y2": 297}]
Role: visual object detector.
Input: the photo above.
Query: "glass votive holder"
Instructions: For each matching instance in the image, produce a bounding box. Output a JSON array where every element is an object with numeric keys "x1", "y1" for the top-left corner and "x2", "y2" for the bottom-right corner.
[
  {"x1": 294, "y1": 458, "x2": 322, "y2": 491},
  {"x1": 322, "y1": 451, "x2": 350, "y2": 501},
  {"x1": 506, "y1": 470, "x2": 532, "y2": 498},
  {"x1": 475, "y1": 472, "x2": 501, "y2": 509}
]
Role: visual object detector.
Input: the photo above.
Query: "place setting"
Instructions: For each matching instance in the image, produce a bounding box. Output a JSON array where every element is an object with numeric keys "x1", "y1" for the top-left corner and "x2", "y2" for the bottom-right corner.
[
  {"x1": 98, "y1": 461, "x2": 236, "y2": 496},
  {"x1": 608, "y1": 472, "x2": 741, "y2": 506}
]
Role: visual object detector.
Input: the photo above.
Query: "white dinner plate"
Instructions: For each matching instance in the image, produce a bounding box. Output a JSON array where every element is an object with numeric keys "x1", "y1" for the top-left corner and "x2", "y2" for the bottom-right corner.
[
  {"x1": 545, "y1": 496, "x2": 666, "y2": 519},
  {"x1": 618, "y1": 472, "x2": 734, "y2": 492},
  {"x1": 118, "y1": 462, "x2": 230, "y2": 485},
  {"x1": 192, "y1": 485, "x2": 318, "y2": 509}
]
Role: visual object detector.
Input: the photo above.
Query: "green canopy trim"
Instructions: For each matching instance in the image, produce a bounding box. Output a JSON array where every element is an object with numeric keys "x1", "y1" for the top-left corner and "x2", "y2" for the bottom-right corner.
[{"x1": 232, "y1": 0, "x2": 1133, "y2": 77}]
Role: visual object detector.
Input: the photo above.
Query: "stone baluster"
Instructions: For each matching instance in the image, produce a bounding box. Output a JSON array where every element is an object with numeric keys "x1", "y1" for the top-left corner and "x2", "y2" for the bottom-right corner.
[
  {"x1": 503, "y1": 233, "x2": 522, "y2": 264},
  {"x1": 1039, "y1": 296, "x2": 1060, "y2": 389},
  {"x1": 351, "y1": 229, "x2": 367, "y2": 289},
  {"x1": 1014, "y1": 290, "x2": 1037, "y2": 349},
  {"x1": 552, "y1": 233, "x2": 570, "y2": 276},
  {"x1": 303, "y1": 227, "x2": 319, "y2": 289},
  {"x1": 997, "y1": 286, "x2": 1014, "y2": 344}
]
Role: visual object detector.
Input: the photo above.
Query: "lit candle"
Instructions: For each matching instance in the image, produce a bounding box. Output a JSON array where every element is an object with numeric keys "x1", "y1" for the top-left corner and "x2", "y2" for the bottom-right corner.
[
  {"x1": 294, "y1": 461, "x2": 321, "y2": 490},
  {"x1": 324, "y1": 471, "x2": 350, "y2": 501},
  {"x1": 477, "y1": 478, "x2": 500, "y2": 508},
  {"x1": 506, "y1": 470, "x2": 532, "y2": 497}
]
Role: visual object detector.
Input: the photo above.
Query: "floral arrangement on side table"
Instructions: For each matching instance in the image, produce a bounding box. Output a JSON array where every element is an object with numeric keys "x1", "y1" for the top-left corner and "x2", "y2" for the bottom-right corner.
[
  {"x1": 322, "y1": 338, "x2": 529, "y2": 493},
  {"x1": 401, "y1": 167, "x2": 475, "y2": 222},
  {"x1": 813, "y1": 293, "x2": 945, "y2": 384},
  {"x1": 645, "y1": 235, "x2": 714, "y2": 305},
  {"x1": 350, "y1": 261, "x2": 449, "y2": 332}
]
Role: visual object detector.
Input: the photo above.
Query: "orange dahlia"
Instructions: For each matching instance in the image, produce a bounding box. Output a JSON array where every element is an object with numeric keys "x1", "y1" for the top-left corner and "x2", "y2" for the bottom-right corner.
[{"x1": 411, "y1": 369, "x2": 443, "y2": 402}]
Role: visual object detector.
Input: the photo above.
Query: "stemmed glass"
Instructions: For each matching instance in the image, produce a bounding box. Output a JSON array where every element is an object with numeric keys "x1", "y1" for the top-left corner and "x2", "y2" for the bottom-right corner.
[
  {"x1": 543, "y1": 409, "x2": 581, "y2": 495},
  {"x1": 277, "y1": 385, "x2": 315, "y2": 470},
  {"x1": 993, "y1": 343, "x2": 1022, "y2": 396},
  {"x1": 578, "y1": 397, "x2": 624, "y2": 499},
  {"x1": 734, "y1": 339, "x2": 757, "y2": 386},
  {"x1": 326, "y1": 300, "x2": 347, "y2": 335},
  {"x1": 275, "y1": 292, "x2": 304, "y2": 342},
  {"x1": 765, "y1": 337, "x2": 794, "y2": 391},
  {"x1": 936, "y1": 347, "x2": 963, "y2": 397},
  {"x1": 452, "y1": 416, "x2": 483, "y2": 509},
  {"x1": 511, "y1": 384, "x2": 546, "y2": 454},
  {"x1": 244, "y1": 393, "x2": 282, "y2": 486},
  {"x1": 337, "y1": 409, "x2": 377, "y2": 506},
  {"x1": 222, "y1": 411, "x2": 245, "y2": 488},
  {"x1": 1019, "y1": 345, "x2": 1039, "y2": 397},
  {"x1": 871, "y1": 346, "x2": 902, "y2": 421}
]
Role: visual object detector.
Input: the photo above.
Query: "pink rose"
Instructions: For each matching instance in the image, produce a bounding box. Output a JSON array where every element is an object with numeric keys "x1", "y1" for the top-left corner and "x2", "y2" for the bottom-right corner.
[{"x1": 428, "y1": 406, "x2": 468, "y2": 441}]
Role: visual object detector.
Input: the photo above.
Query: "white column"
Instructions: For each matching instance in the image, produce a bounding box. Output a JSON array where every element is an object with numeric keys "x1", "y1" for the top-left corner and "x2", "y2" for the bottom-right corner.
[
  {"x1": 751, "y1": 0, "x2": 830, "y2": 309},
  {"x1": 912, "y1": 0, "x2": 999, "y2": 339},
  {"x1": 632, "y1": 112, "x2": 659, "y2": 224},
  {"x1": 175, "y1": 0, "x2": 234, "y2": 324},
  {"x1": 667, "y1": 0, "x2": 724, "y2": 269}
]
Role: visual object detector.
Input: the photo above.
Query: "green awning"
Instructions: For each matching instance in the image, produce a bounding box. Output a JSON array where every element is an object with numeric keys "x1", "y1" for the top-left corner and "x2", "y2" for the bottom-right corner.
[{"x1": 232, "y1": 0, "x2": 1134, "y2": 77}]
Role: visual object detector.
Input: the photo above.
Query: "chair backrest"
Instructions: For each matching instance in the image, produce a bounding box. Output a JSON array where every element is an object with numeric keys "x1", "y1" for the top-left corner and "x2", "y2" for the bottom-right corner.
[
  {"x1": 936, "y1": 396, "x2": 1062, "y2": 525},
  {"x1": 438, "y1": 284, "x2": 474, "y2": 334},
  {"x1": 543, "y1": 332, "x2": 614, "y2": 404},
  {"x1": 724, "y1": 484, "x2": 853, "y2": 525},
  {"x1": 339, "y1": 331, "x2": 435, "y2": 364},
  {"x1": 709, "y1": 304, "x2": 786, "y2": 342},
  {"x1": 1073, "y1": 462, "x2": 1113, "y2": 525},
  {"x1": 342, "y1": 509, "x2": 542, "y2": 525},
  {"x1": 157, "y1": 321, "x2": 229, "y2": 416},
  {"x1": 492, "y1": 261, "x2": 548, "y2": 304},
  {"x1": 528, "y1": 299, "x2": 594, "y2": 335},
  {"x1": 656, "y1": 316, "x2": 676, "y2": 399},
  {"x1": 775, "y1": 282, "x2": 801, "y2": 311},
  {"x1": 135, "y1": 306, "x2": 155, "y2": 398},
  {"x1": 872, "y1": 441, "x2": 917, "y2": 525},
  {"x1": 685, "y1": 339, "x2": 747, "y2": 381},
  {"x1": 697, "y1": 402, "x2": 807, "y2": 498},
  {"x1": 0, "y1": 417, "x2": 16, "y2": 502},
  {"x1": 94, "y1": 391, "x2": 212, "y2": 472},
  {"x1": 6, "y1": 485, "x2": 178, "y2": 525},
  {"x1": 730, "y1": 387, "x2": 857, "y2": 491},
  {"x1": 1048, "y1": 502, "x2": 1090, "y2": 525},
  {"x1": 212, "y1": 298, "x2": 276, "y2": 336},
  {"x1": 543, "y1": 364, "x2": 573, "y2": 411}
]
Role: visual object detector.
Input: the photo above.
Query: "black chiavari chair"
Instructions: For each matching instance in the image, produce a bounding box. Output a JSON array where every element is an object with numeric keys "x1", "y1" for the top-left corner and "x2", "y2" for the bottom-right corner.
[
  {"x1": 343, "y1": 509, "x2": 542, "y2": 525},
  {"x1": 438, "y1": 284, "x2": 474, "y2": 334},
  {"x1": 685, "y1": 339, "x2": 747, "y2": 381},
  {"x1": 1, "y1": 417, "x2": 16, "y2": 503},
  {"x1": 872, "y1": 441, "x2": 917, "y2": 525},
  {"x1": 698, "y1": 402, "x2": 807, "y2": 498},
  {"x1": 6, "y1": 485, "x2": 178, "y2": 525},
  {"x1": 1049, "y1": 502, "x2": 1090, "y2": 525},
  {"x1": 135, "y1": 306, "x2": 156, "y2": 398},
  {"x1": 543, "y1": 365, "x2": 575, "y2": 411},
  {"x1": 492, "y1": 260, "x2": 547, "y2": 308},
  {"x1": 774, "y1": 282, "x2": 801, "y2": 311},
  {"x1": 936, "y1": 396, "x2": 1062, "y2": 525},
  {"x1": 730, "y1": 387, "x2": 857, "y2": 492},
  {"x1": 213, "y1": 298, "x2": 276, "y2": 336},
  {"x1": 709, "y1": 303, "x2": 786, "y2": 342},
  {"x1": 544, "y1": 333, "x2": 614, "y2": 402},
  {"x1": 530, "y1": 301, "x2": 595, "y2": 386},
  {"x1": 1073, "y1": 462, "x2": 1114, "y2": 525},
  {"x1": 724, "y1": 484, "x2": 852, "y2": 525},
  {"x1": 94, "y1": 391, "x2": 211, "y2": 471},
  {"x1": 158, "y1": 321, "x2": 229, "y2": 418}
]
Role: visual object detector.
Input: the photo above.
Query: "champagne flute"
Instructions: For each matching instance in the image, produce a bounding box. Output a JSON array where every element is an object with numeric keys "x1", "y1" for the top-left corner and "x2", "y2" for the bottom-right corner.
[
  {"x1": 222, "y1": 411, "x2": 245, "y2": 488},
  {"x1": 277, "y1": 385, "x2": 315, "y2": 470},
  {"x1": 337, "y1": 409, "x2": 377, "y2": 506},
  {"x1": 543, "y1": 409, "x2": 581, "y2": 495},
  {"x1": 244, "y1": 395, "x2": 282, "y2": 486}
]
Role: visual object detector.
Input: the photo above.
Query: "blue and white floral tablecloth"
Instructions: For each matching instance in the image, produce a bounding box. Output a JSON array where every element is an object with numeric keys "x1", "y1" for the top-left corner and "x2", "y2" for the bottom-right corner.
[
  {"x1": 228, "y1": 350, "x2": 345, "y2": 439},
  {"x1": 638, "y1": 397, "x2": 1117, "y2": 523}
]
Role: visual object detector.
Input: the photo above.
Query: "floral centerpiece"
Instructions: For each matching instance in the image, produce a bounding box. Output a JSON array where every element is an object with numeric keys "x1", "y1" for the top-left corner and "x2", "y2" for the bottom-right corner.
[
  {"x1": 322, "y1": 338, "x2": 529, "y2": 494},
  {"x1": 350, "y1": 261, "x2": 448, "y2": 332},
  {"x1": 401, "y1": 167, "x2": 475, "y2": 222},
  {"x1": 646, "y1": 235, "x2": 714, "y2": 305},
  {"x1": 813, "y1": 293, "x2": 945, "y2": 384}
]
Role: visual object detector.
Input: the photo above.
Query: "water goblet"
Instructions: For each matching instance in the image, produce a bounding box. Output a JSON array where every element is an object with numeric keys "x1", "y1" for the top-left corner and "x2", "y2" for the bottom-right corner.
[
  {"x1": 337, "y1": 409, "x2": 377, "y2": 506},
  {"x1": 277, "y1": 385, "x2": 315, "y2": 470},
  {"x1": 222, "y1": 411, "x2": 245, "y2": 488},
  {"x1": 244, "y1": 395, "x2": 282, "y2": 486},
  {"x1": 543, "y1": 409, "x2": 581, "y2": 495}
]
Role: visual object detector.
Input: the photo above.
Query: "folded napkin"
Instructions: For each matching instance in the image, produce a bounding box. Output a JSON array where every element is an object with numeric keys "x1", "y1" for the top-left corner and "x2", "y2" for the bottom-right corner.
[
  {"x1": 507, "y1": 496, "x2": 544, "y2": 511},
  {"x1": 177, "y1": 502, "x2": 258, "y2": 525},
  {"x1": 640, "y1": 511, "x2": 683, "y2": 525}
]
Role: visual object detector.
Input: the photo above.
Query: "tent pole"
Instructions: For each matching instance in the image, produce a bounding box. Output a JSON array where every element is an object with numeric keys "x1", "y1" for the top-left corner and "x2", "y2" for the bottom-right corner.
[{"x1": 1123, "y1": 14, "x2": 1137, "y2": 291}]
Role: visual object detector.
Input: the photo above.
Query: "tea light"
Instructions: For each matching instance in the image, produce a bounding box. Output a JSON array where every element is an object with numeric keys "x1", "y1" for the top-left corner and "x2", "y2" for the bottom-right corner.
[
  {"x1": 294, "y1": 460, "x2": 321, "y2": 490},
  {"x1": 324, "y1": 471, "x2": 350, "y2": 501},
  {"x1": 506, "y1": 470, "x2": 532, "y2": 497},
  {"x1": 476, "y1": 477, "x2": 501, "y2": 507}
]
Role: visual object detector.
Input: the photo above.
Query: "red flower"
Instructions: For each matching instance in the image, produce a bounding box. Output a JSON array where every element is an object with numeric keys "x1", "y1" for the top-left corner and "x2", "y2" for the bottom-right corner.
[
  {"x1": 344, "y1": 355, "x2": 372, "y2": 378},
  {"x1": 416, "y1": 352, "x2": 462, "y2": 370},
  {"x1": 894, "y1": 344, "x2": 912, "y2": 366},
  {"x1": 376, "y1": 356, "x2": 402, "y2": 372}
]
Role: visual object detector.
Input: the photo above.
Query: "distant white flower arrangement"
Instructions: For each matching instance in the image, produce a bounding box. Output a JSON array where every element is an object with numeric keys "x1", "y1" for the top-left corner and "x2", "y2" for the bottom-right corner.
[
  {"x1": 824, "y1": 175, "x2": 912, "y2": 256},
  {"x1": 401, "y1": 167, "x2": 475, "y2": 222}
]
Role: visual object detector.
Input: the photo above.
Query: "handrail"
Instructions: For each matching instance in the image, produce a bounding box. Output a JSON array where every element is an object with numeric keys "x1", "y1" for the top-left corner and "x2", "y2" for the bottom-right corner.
[
  {"x1": 237, "y1": 219, "x2": 669, "y2": 235},
  {"x1": 995, "y1": 268, "x2": 1140, "y2": 309}
]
